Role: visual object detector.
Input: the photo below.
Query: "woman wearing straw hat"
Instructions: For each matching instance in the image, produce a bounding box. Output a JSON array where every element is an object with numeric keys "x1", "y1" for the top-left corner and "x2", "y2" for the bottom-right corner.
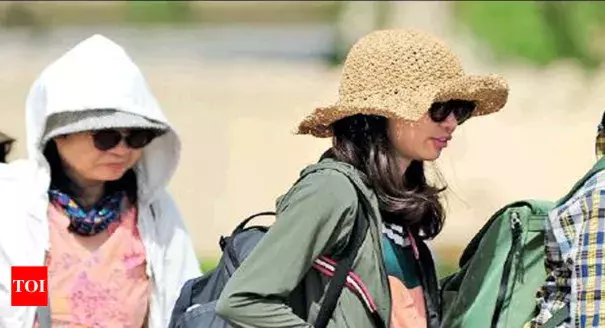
[
  {"x1": 216, "y1": 29, "x2": 508, "y2": 328},
  {"x1": 0, "y1": 131, "x2": 15, "y2": 163},
  {"x1": 0, "y1": 35, "x2": 200, "y2": 328}
]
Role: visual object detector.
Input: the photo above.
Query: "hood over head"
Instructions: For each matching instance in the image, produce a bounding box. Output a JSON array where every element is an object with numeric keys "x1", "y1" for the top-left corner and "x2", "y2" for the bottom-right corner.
[{"x1": 24, "y1": 34, "x2": 180, "y2": 203}]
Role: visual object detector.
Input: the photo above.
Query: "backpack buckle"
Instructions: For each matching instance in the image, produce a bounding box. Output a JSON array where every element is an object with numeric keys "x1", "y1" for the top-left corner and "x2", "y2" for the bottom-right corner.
[{"x1": 510, "y1": 211, "x2": 523, "y2": 237}]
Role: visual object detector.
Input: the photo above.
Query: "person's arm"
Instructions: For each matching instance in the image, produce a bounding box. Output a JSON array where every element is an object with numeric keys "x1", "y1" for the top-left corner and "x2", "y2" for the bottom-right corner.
[
  {"x1": 155, "y1": 191, "x2": 202, "y2": 327},
  {"x1": 215, "y1": 170, "x2": 358, "y2": 328},
  {"x1": 572, "y1": 185, "x2": 605, "y2": 327},
  {"x1": 524, "y1": 212, "x2": 574, "y2": 328},
  {"x1": 526, "y1": 171, "x2": 605, "y2": 328},
  {"x1": 0, "y1": 160, "x2": 43, "y2": 328}
]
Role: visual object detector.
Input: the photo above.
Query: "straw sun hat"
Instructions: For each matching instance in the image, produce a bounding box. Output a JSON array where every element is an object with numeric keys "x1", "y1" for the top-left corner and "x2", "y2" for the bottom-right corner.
[{"x1": 296, "y1": 29, "x2": 509, "y2": 138}]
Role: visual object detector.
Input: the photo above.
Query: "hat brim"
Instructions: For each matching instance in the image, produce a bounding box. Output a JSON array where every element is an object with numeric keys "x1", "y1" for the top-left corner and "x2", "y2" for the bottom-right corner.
[
  {"x1": 42, "y1": 109, "x2": 168, "y2": 145},
  {"x1": 296, "y1": 74, "x2": 509, "y2": 138}
]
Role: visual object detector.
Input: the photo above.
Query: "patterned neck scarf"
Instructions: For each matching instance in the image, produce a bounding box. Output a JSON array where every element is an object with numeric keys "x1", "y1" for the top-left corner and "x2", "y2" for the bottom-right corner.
[{"x1": 48, "y1": 189, "x2": 124, "y2": 236}]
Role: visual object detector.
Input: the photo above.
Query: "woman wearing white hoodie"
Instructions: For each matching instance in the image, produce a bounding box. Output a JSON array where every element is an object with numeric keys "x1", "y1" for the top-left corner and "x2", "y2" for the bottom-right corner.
[{"x1": 0, "y1": 35, "x2": 201, "y2": 327}]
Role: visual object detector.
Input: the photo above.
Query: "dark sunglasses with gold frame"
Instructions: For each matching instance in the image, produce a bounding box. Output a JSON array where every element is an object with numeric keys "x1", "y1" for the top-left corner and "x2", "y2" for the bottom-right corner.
[
  {"x1": 0, "y1": 140, "x2": 14, "y2": 163},
  {"x1": 596, "y1": 121, "x2": 605, "y2": 160}
]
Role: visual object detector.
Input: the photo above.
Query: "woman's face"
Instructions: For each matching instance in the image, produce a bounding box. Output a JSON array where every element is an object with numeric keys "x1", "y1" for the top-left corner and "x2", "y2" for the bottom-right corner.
[
  {"x1": 53, "y1": 129, "x2": 145, "y2": 184},
  {"x1": 388, "y1": 101, "x2": 473, "y2": 164}
]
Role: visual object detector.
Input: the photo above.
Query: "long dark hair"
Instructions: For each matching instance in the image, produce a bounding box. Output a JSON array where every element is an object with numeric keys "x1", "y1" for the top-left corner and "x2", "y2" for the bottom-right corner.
[
  {"x1": 323, "y1": 114, "x2": 446, "y2": 240},
  {"x1": 43, "y1": 140, "x2": 138, "y2": 204},
  {"x1": 0, "y1": 141, "x2": 12, "y2": 163}
]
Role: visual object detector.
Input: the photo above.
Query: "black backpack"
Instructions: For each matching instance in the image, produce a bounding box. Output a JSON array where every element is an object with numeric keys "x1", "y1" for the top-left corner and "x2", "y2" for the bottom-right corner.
[{"x1": 168, "y1": 185, "x2": 376, "y2": 328}]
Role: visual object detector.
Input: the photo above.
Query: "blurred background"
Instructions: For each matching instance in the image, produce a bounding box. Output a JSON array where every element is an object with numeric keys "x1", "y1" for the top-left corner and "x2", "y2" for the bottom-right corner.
[{"x1": 3, "y1": 1, "x2": 605, "y2": 276}]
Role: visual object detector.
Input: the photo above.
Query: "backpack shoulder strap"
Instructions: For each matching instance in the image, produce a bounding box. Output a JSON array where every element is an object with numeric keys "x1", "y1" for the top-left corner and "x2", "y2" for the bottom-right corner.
[
  {"x1": 541, "y1": 306, "x2": 569, "y2": 328},
  {"x1": 556, "y1": 157, "x2": 605, "y2": 206},
  {"x1": 313, "y1": 174, "x2": 384, "y2": 328}
]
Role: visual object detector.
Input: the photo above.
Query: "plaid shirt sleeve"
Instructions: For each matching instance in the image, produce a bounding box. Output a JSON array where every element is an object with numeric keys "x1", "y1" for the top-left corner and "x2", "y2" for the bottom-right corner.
[
  {"x1": 573, "y1": 180, "x2": 605, "y2": 327},
  {"x1": 527, "y1": 170, "x2": 605, "y2": 328}
]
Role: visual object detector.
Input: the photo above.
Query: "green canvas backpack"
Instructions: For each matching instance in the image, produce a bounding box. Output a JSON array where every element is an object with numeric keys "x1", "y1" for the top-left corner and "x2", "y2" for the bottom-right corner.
[{"x1": 440, "y1": 157, "x2": 605, "y2": 328}]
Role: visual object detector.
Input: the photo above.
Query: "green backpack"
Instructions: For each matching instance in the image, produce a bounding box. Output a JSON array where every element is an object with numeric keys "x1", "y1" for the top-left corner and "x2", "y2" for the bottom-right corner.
[{"x1": 440, "y1": 158, "x2": 605, "y2": 328}]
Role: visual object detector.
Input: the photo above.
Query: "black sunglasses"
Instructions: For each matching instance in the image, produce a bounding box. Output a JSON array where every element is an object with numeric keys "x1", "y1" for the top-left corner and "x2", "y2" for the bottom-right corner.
[
  {"x1": 91, "y1": 129, "x2": 159, "y2": 151},
  {"x1": 2, "y1": 141, "x2": 13, "y2": 156},
  {"x1": 429, "y1": 100, "x2": 476, "y2": 125}
]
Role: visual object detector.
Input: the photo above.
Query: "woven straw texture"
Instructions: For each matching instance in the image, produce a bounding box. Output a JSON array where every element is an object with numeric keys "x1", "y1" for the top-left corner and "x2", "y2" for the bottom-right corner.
[{"x1": 297, "y1": 29, "x2": 509, "y2": 138}]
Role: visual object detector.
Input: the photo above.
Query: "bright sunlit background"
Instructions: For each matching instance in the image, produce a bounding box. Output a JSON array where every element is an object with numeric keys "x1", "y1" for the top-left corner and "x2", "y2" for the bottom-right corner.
[{"x1": 3, "y1": 1, "x2": 605, "y2": 275}]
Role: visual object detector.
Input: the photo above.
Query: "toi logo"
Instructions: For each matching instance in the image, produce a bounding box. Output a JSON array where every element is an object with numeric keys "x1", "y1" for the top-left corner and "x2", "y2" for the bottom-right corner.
[{"x1": 11, "y1": 266, "x2": 48, "y2": 306}]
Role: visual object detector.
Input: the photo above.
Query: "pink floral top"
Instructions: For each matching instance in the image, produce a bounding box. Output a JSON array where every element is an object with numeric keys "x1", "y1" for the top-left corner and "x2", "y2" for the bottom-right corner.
[{"x1": 36, "y1": 199, "x2": 150, "y2": 328}]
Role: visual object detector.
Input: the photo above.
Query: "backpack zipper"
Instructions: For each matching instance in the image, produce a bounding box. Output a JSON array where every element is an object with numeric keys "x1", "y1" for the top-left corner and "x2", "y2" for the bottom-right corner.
[{"x1": 490, "y1": 210, "x2": 524, "y2": 328}]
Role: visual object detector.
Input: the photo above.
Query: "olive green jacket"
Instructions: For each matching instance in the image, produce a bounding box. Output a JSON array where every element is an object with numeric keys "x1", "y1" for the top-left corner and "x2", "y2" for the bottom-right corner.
[{"x1": 215, "y1": 158, "x2": 440, "y2": 327}]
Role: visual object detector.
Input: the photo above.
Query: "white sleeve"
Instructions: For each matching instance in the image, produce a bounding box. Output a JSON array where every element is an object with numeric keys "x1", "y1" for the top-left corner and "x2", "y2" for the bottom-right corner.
[
  {"x1": 0, "y1": 160, "x2": 44, "y2": 328},
  {"x1": 155, "y1": 191, "x2": 202, "y2": 326}
]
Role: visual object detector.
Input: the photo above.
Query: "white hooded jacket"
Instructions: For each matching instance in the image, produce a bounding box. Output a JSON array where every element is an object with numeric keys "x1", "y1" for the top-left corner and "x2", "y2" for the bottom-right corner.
[{"x1": 0, "y1": 35, "x2": 201, "y2": 328}]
